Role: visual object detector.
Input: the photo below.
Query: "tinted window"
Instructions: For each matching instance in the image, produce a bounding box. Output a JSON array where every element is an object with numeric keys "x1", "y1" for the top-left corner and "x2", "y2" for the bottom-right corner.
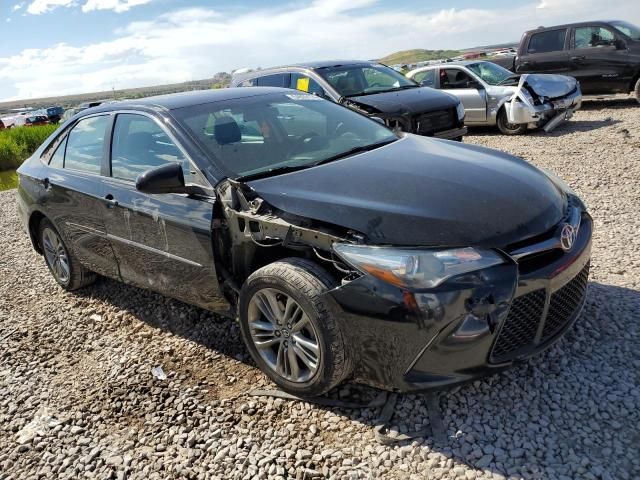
[
  {"x1": 174, "y1": 92, "x2": 396, "y2": 178},
  {"x1": 610, "y1": 21, "x2": 640, "y2": 40},
  {"x1": 49, "y1": 136, "x2": 67, "y2": 168},
  {"x1": 256, "y1": 74, "x2": 290, "y2": 87},
  {"x1": 440, "y1": 69, "x2": 474, "y2": 89},
  {"x1": 527, "y1": 29, "x2": 567, "y2": 53},
  {"x1": 64, "y1": 116, "x2": 109, "y2": 174},
  {"x1": 575, "y1": 26, "x2": 616, "y2": 49},
  {"x1": 412, "y1": 70, "x2": 435, "y2": 87},
  {"x1": 111, "y1": 114, "x2": 191, "y2": 182},
  {"x1": 290, "y1": 73, "x2": 327, "y2": 97}
]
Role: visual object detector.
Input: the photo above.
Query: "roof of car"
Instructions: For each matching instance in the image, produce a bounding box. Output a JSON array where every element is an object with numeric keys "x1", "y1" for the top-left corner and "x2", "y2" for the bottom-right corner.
[
  {"x1": 525, "y1": 20, "x2": 618, "y2": 33},
  {"x1": 83, "y1": 87, "x2": 291, "y2": 113}
]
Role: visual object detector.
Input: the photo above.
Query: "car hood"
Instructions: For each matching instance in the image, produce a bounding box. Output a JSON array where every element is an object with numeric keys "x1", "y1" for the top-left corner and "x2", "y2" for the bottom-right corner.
[
  {"x1": 247, "y1": 135, "x2": 566, "y2": 248},
  {"x1": 501, "y1": 74, "x2": 578, "y2": 99},
  {"x1": 345, "y1": 87, "x2": 458, "y2": 116}
]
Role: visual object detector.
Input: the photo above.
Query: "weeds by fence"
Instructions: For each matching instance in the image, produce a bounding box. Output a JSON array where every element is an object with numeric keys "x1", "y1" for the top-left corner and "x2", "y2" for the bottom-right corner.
[{"x1": 0, "y1": 124, "x2": 58, "y2": 171}]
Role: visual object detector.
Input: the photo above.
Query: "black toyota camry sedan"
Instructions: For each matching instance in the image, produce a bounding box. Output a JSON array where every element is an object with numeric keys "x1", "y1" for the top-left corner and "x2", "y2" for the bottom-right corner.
[{"x1": 16, "y1": 87, "x2": 591, "y2": 396}]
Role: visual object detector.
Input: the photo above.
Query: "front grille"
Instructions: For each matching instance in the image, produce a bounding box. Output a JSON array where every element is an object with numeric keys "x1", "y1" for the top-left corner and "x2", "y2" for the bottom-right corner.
[
  {"x1": 415, "y1": 109, "x2": 455, "y2": 135},
  {"x1": 490, "y1": 262, "x2": 590, "y2": 364},
  {"x1": 491, "y1": 289, "x2": 545, "y2": 363},
  {"x1": 541, "y1": 263, "x2": 589, "y2": 342}
]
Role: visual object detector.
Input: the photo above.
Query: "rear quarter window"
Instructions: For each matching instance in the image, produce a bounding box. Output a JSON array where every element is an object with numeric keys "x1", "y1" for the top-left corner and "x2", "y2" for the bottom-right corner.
[{"x1": 527, "y1": 29, "x2": 567, "y2": 53}]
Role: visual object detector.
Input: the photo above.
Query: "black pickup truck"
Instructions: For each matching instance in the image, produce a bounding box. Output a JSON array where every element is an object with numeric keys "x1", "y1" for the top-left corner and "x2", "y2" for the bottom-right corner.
[{"x1": 490, "y1": 20, "x2": 640, "y2": 101}]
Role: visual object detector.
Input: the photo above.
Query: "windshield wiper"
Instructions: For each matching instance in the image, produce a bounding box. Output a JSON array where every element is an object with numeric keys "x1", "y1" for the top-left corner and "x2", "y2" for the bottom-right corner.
[
  {"x1": 236, "y1": 164, "x2": 313, "y2": 182},
  {"x1": 312, "y1": 139, "x2": 397, "y2": 166},
  {"x1": 345, "y1": 84, "x2": 419, "y2": 97}
]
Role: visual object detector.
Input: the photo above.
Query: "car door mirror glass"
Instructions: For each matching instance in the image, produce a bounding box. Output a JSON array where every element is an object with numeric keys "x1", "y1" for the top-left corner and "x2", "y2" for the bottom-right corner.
[
  {"x1": 614, "y1": 39, "x2": 627, "y2": 50},
  {"x1": 135, "y1": 162, "x2": 187, "y2": 194}
]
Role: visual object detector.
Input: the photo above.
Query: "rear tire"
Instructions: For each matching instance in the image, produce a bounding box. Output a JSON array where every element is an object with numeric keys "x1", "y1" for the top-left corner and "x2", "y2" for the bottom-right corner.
[
  {"x1": 634, "y1": 78, "x2": 640, "y2": 104},
  {"x1": 38, "y1": 219, "x2": 95, "y2": 291},
  {"x1": 497, "y1": 108, "x2": 527, "y2": 135},
  {"x1": 239, "y1": 258, "x2": 352, "y2": 397}
]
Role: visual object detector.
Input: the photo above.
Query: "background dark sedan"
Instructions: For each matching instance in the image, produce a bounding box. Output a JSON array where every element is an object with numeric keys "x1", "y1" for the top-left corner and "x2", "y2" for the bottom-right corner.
[{"x1": 16, "y1": 88, "x2": 591, "y2": 396}]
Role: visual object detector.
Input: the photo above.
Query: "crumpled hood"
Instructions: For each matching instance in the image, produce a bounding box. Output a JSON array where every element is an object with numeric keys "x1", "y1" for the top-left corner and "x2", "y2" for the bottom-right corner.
[
  {"x1": 247, "y1": 135, "x2": 566, "y2": 248},
  {"x1": 346, "y1": 87, "x2": 458, "y2": 116},
  {"x1": 519, "y1": 74, "x2": 578, "y2": 99}
]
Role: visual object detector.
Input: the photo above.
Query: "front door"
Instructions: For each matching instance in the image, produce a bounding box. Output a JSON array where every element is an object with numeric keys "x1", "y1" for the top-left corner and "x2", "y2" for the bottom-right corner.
[
  {"x1": 438, "y1": 68, "x2": 487, "y2": 123},
  {"x1": 567, "y1": 25, "x2": 631, "y2": 94},
  {"x1": 43, "y1": 114, "x2": 120, "y2": 279},
  {"x1": 101, "y1": 113, "x2": 225, "y2": 311}
]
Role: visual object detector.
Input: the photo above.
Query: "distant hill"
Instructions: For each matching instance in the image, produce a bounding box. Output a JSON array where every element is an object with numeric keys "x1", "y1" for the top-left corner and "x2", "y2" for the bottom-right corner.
[{"x1": 378, "y1": 49, "x2": 462, "y2": 65}]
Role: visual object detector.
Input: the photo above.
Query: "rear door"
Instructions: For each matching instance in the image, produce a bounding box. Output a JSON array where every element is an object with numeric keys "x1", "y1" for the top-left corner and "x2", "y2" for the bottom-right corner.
[
  {"x1": 567, "y1": 25, "x2": 631, "y2": 93},
  {"x1": 101, "y1": 112, "x2": 224, "y2": 310},
  {"x1": 516, "y1": 28, "x2": 570, "y2": 74},
  {"x1": 438, "y1": 67, "x2": 487, "y2": 123},
  {"x1": 41, "y1": 114, "x2": 120, "y2": 279}
]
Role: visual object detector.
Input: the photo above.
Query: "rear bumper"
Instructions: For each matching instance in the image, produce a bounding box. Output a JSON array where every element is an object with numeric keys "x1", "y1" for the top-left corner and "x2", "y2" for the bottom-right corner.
[{"x1": 324, "y1": 213, "x2": 592, "y2": 392}]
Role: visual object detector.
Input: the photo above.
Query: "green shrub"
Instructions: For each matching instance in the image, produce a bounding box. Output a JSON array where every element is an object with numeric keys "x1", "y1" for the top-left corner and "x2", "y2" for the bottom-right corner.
[{"x1": 0, "y1": 124, "x2": 58, "y2": 171}]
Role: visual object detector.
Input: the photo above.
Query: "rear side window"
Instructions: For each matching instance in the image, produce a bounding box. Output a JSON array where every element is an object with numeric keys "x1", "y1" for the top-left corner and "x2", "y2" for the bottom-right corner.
[
  {"x1": 256, "y1": 74, "x2": 290, "y2": 87},
  {"x1": 64, "y1": 115, "x2": 109, "y2": 174},
  {"x1": 413, "y1": 70, "x2": 435, "y2": 87},
  {"x1": 48, "y1": 136, "x2": 67, "y2": 169},
  {"x1": 574, "y1": 26, "x2": 616, "y2": 49},
  {"x1": 527, "y1": 29, "x2": 567, "y2": 53},
  {"x1": 440, "y1": 69, "x2": 474, "y2": 89},
  {"x1": 110, "y1": 114, "x2": 191, "y2": 182}
]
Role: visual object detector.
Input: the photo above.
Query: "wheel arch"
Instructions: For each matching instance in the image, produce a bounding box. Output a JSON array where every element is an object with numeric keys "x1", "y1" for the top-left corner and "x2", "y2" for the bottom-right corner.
[{"x1": 28, "y1": 210, "x2": 47, "y2": 255}]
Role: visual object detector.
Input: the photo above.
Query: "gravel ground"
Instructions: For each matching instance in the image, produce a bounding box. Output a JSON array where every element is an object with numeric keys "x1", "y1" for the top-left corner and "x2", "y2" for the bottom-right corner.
[{"x1": 1, "y1": 97, "x2": 639, "y2": 480}]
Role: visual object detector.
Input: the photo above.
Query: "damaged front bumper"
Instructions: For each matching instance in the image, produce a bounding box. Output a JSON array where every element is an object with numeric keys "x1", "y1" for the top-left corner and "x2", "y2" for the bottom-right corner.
[
  {"x1": 506, "y1": 75, "x2": 583, "y2": 132},
  {"x1": 322, "y1": 214, "x2": 592, "y2": 392}
]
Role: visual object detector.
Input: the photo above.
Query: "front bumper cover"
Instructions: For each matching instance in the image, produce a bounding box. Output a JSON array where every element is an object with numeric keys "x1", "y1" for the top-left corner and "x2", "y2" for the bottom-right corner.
[{"x1": 323, "y1": 213, "x2": 592, "y2": 392}]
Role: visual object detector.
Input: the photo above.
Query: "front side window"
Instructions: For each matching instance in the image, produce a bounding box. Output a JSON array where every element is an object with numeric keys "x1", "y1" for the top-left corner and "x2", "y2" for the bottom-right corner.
[
  {"x1": 290, "y1": 73, "x2": 327, "y2": 97},
  {"x1": 610, "y1": 21, "x2": 640, "y2": 40},
  {"x1": 467, "y1": 62, "x2": 513, "y2": 86},
  {"x1": 527, "y1": 29, "x2": 567, "y2": 53},
  {"x1": 575, "y1": 26, "x2": 616, "y2": 49},
  {"x1": 64, "y1": 115, "x2": 109, "y2": 174},
  {"x1": 318, "y1": 64, "x2": 418, "y2": 97},
  {"x1": 173, "y1": 92, "x2": 397, "y2": 179},
  {"x1": 440, "y1": 69, "x2": 474, "y2": 89},
  {"x1": 110, "y1": 114, "x2": 191, "y2": 182},
  {"x1": 412, "y1": 69, "x2": 436, "y2": 87}
]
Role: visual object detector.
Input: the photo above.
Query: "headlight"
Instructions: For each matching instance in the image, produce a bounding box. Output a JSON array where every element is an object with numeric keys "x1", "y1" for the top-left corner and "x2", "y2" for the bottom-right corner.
[
  {"x1": 332, "y1": 244, "x2": 504, "y2": 289},
  {"x1": 541, "y1": 168, "x2": 575, "y2": 195},
  {"x1": 456, "y1": 102, "x2": 465, "y2": 121}
]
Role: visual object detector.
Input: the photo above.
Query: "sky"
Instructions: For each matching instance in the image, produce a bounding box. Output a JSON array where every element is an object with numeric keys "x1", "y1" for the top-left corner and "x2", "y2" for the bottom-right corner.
[{"x1": 1, "y1": 0, "x2": 639, "y2": 101}]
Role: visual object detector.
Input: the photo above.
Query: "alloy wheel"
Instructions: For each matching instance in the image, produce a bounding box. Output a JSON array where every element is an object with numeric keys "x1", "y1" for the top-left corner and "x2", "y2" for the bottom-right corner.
[
  {"x1": 42, "y1": 227, "x2": 70, "y2": 284},
  {"x1": 248, "y1": 288, "x2": 320, "y2": 383}
]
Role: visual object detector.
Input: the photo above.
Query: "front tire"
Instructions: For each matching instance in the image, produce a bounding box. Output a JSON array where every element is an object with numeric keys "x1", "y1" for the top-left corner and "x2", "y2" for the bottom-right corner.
[
  {"x1": 634, "y1": 77, "x2": 640, "y2": 104},
  {"x1": 39, "y1": 219, "x2": 95, "y2": 290},
  {"x1": 239, "y1": 258, "x2": 352, "y2": 396},
  {"x1": 497, "y1": 108, "x2": 527, "y2": 135}
]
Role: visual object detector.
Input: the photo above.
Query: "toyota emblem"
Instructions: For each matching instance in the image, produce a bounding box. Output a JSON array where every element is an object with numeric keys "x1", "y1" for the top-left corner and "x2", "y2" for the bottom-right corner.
[{"x1": 560, "y1": 224, "x2": 577, "y2": 251}]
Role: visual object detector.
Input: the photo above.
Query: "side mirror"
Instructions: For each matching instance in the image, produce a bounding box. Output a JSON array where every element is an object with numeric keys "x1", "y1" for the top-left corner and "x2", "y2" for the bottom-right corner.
[
  {"x1": 420, "y1": 80, "x2": 434, "y2": 87},
  {"x1": 370, "y1": 116, "x2": 386, "y2": 125},
  {"x1": 614, "y1": 39, "x2": 627, "y2": 50},
  {"x1": 466, "y1": 80, "x2": 483, "y2": 89},
  {"x1": 136, "y1": 162, "x2": 186, "y2": 194}
]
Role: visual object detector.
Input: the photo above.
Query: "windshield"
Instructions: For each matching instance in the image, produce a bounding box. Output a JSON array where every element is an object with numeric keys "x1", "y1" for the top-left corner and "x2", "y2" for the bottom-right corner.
[
  {"x1": 610, "y1": 21, "x2": 640, "y2": 40},
  {"x1": 173, "y1": 92, "x2": 397, "y2": 179},
  {"x1": 466, "y1": 62, "x2": 514, "y2": 86},
  {"x1": 318, "y1": 64, "x2": 418, "y2": 97}
]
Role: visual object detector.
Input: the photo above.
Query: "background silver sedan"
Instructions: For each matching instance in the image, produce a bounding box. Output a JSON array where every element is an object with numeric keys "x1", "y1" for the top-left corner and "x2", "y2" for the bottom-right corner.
[{"x1": 406, "y1": 61, "x2": 582, "y2": 135}]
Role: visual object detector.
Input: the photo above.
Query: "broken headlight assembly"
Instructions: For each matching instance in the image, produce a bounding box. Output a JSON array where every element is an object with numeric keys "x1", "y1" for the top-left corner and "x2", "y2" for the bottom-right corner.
[
  {"x1": 456, "y1": 101, "x2": 466, "y2": 121},
  {"x1": 332, "y1": 244, "x2": 504, "y2": 289}
]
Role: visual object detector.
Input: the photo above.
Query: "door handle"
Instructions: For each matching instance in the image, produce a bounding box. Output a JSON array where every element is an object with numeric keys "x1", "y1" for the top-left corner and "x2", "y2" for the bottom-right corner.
[
  {"x1": 42, "y1": 178, "x2": 50, "y2": 190},
  {"x1": 104, "y1": 194, "x2": 118, "y2": 208},
  {"x1": 571, "y1": 56, "x2": 586, "y2": 62}
]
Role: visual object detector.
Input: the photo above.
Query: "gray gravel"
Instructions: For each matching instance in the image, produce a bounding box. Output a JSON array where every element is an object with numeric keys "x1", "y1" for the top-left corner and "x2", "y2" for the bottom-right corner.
[{"x1": 1, "y1": 97, "x2": 639, "y2": 479}]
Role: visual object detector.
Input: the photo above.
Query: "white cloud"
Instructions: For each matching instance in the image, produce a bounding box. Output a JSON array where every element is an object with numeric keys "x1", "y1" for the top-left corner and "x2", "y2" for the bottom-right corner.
[
  {"x1": 12, "y1": 3, "x2": 25, "y2": 12},
  {"x1": 2, "y1": 0, "x2": 640, "y2": 101},
  {"x1": 81, "y1": 0, "x2": 153, "y2": 13},
  {"x1": 26, "y1": 0, "x2": 75, "y2": 15}
]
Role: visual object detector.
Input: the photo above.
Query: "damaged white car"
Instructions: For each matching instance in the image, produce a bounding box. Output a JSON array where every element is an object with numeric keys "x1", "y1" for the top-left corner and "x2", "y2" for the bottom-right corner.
[{"x1": 406, "y1": 60, "x2": 582, "y2": 135}]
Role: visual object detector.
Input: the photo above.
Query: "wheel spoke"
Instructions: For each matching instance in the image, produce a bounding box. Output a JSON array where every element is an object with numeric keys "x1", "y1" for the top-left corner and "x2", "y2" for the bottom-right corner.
[
  {"x1": 287, "y1": 344, "x2": 300, "y2": 379},
  {"x1": 253, "y1": 292, "x2": 279, "y2": 325},
  {"x1": 276, "y1": 342, "x2": 286, "y2": 376},
  {"x1": 292, "y1": 333, "x2": 319, "y2": 356},
  {"x1": 254, "y1": 337, "x2": 281, "y2": 350},
  {"x1": 290, "y1": 314, "x2": 310, "y2": 333},
  {"x1": 293, "y1": 344, "x2": 318, "y2": 369},
  {"x1": 262, "y1": 290, "x2": 283, "y2": 324}
]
